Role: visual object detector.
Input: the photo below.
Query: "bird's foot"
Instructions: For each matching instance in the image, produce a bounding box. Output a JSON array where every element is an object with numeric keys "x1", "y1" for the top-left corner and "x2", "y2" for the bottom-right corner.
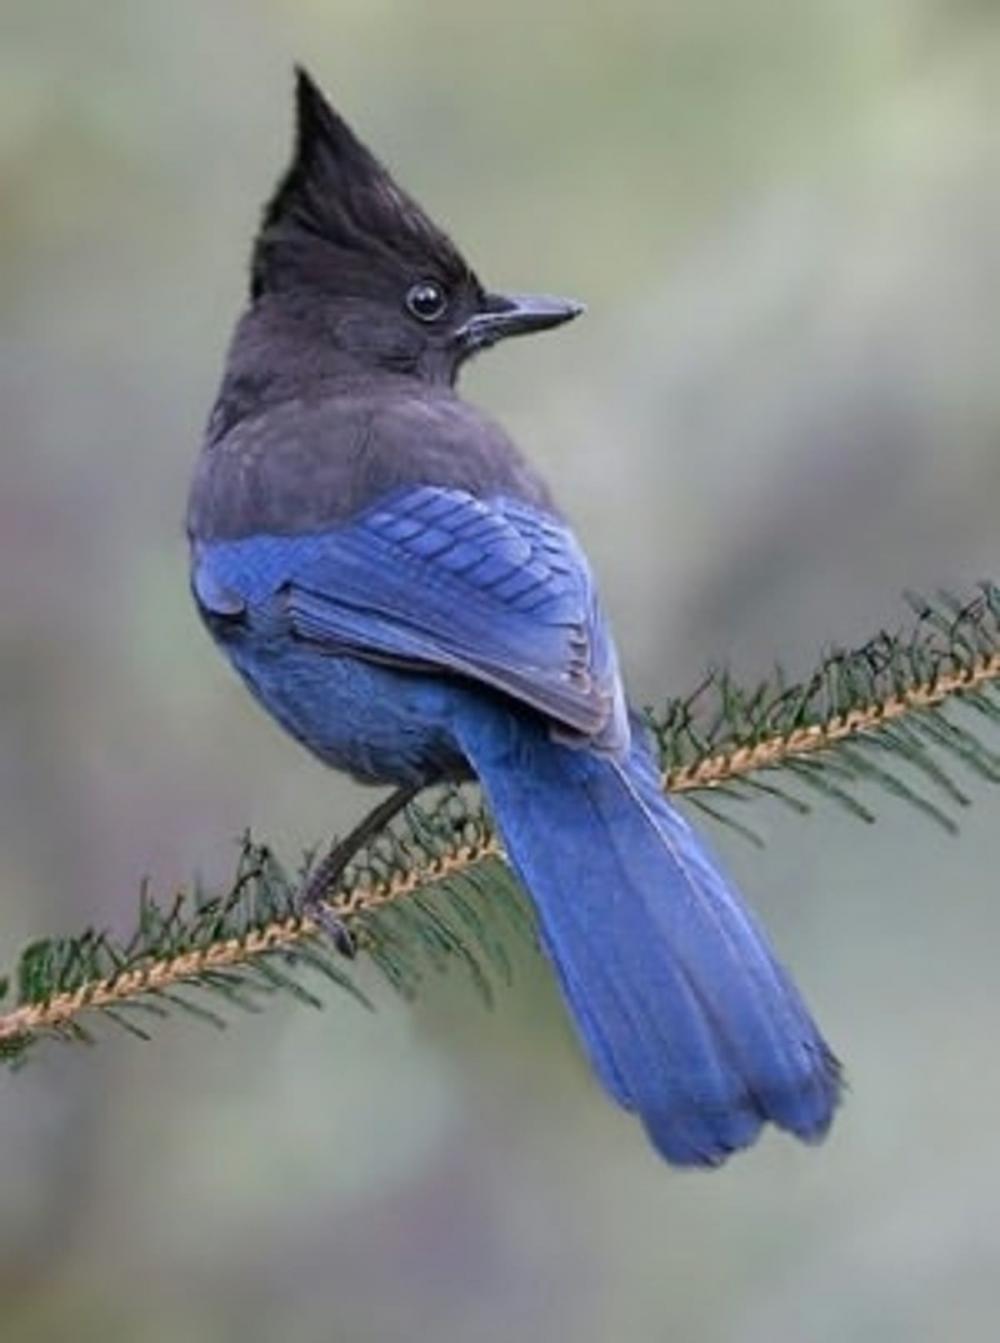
[
  {"x1": 301, "y1": 889, "x2": 357, "y2": 958},
  {"x1": 298, "y1": 782, "x2": 421, "y2": 958}
]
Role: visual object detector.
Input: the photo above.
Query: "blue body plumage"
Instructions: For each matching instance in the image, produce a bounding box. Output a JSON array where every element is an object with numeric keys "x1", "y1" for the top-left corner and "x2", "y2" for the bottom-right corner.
[{"x1": 188, "y1": 70, "x2": 841, "y2": 1166}]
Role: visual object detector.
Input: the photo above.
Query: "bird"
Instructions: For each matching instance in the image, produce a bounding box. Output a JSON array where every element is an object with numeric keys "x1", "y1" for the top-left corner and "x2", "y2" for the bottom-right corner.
[{"x1": 187, "y1": 68, "x2": 841, "y2": 1167}]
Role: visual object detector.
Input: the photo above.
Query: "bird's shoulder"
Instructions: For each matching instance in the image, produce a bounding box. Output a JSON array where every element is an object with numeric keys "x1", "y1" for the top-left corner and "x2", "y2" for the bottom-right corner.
[{"x1": 187, "y1": 383, "x2": 552, "y2": 542}]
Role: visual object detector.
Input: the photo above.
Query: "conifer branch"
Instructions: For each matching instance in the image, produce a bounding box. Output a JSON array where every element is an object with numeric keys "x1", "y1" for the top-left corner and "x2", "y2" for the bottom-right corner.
[
  {"x1": 3, "y1": 585, "x2": 999, "y2": 1064},
  {"x1": 666, "y1": 651, "x2": 1000, "y2": 791}
]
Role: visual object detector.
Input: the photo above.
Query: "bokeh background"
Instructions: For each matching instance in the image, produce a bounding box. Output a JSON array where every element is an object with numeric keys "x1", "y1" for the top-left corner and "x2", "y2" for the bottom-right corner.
[{"x1": 3, "y1": 2, "x2": 1000, "y2": 1339}]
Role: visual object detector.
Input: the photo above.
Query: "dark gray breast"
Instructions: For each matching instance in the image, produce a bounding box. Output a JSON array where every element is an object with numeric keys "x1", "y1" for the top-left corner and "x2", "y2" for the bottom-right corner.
[{"x1": 187, "y1": 387, "x2": 555, "y2": 542}]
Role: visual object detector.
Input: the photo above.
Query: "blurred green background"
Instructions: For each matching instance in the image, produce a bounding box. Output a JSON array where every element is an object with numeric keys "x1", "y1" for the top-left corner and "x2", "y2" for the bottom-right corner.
[{"x1": 3, "y1": 1, "x2": 1000, "y2": 1339}]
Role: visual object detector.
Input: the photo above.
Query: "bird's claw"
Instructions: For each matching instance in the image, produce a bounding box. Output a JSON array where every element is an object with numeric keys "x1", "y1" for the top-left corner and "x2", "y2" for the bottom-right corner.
[{"x1": 303, "y1": 895, "x2": 357, "y2": 958}]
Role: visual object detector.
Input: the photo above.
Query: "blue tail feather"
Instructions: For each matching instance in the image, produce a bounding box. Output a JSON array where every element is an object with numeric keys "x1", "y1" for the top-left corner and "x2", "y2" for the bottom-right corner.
[{"x1": 457, "y1": 707, "x2": 841, "y2": 1167}]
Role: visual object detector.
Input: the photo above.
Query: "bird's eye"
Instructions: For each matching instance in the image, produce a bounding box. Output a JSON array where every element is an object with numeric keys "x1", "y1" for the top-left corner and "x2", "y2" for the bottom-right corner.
[{"x1": 405, "y1": 280, "x2": 448, "y2": 323}]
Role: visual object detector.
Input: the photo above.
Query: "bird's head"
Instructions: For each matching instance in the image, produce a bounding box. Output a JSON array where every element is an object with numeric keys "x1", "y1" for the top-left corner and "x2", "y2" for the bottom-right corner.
[{"x1": 250, "y1": 69, "x2": 583, "y2": 384}]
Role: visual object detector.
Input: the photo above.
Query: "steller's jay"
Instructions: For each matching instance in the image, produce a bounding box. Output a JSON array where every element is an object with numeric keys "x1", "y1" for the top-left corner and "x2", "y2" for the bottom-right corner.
[{"x1": 187, "y1": 69, "x2": 841, "y2": 1166}]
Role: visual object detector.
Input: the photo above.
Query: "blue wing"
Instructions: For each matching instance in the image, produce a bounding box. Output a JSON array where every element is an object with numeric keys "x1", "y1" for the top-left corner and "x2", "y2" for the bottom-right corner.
[{"x1": 193, "y1": 486, "x2": 629, "y2": 753}]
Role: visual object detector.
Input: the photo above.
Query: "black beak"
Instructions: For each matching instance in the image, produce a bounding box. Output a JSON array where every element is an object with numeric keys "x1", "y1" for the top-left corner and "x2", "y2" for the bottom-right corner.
[{"x1": 455, "y1": 291, "x2": 585, "y2": 353}]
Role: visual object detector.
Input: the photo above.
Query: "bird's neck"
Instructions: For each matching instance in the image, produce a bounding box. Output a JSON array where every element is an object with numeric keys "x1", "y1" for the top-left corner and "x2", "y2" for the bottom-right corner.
[{"x1": 207, "y1": 295, "x2": 456, "y2": 442}]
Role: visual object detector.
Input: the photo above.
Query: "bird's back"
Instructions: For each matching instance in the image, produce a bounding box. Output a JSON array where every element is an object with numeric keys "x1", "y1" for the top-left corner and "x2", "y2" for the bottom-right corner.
[{"x1": 188, "y1": 378, "x2": 554, "y2": 545}]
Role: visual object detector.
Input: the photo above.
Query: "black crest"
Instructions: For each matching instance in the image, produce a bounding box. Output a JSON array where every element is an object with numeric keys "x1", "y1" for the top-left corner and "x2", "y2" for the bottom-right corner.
[{"x1": 251, "y1": 69, "x2": 469, "y2": 299}]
